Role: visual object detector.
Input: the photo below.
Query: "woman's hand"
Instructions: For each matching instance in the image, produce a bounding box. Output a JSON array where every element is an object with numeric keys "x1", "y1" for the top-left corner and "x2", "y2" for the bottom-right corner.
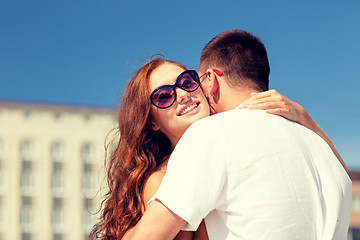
[
  {"x1": 238, "y1": 89, "x2": 348, "y2": 172},
  {"x1": 238, "y1": 89, "x2": 305, "y2": 124}
]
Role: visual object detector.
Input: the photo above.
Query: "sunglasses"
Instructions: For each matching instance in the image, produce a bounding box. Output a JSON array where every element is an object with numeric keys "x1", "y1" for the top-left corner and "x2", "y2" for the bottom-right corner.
[{"x1": 150, "y1": 70, "x2": 201, "y2": 109}]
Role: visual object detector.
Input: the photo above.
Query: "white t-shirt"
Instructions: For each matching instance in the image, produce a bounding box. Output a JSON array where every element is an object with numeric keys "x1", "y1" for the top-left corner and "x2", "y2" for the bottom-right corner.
[{"x1": 154, "y1": 109, "x2": 351, "y2": 240}]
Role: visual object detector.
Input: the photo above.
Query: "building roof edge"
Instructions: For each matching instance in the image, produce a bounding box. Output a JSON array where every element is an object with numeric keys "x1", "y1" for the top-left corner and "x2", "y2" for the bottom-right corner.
[{"x1": 0, "y1": 99, "x2": 116, "y2": 114}]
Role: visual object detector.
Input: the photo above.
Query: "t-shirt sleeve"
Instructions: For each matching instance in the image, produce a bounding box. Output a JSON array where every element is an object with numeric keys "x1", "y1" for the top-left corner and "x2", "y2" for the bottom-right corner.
[{"x1": 154, "y1": 119, "x2": 227, "y2": 231}]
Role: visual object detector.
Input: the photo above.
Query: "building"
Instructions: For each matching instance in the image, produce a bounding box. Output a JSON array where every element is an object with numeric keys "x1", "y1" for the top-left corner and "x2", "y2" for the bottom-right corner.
[
  {"x1": 0, "y1": 101, "x2": 116, "y2": 240},
  {"x1": 0, "y1": 100, "x2": 359, "y2": 240},
  {"x1": 349, "y1": 171, "x2": 360, "y2": 239}
]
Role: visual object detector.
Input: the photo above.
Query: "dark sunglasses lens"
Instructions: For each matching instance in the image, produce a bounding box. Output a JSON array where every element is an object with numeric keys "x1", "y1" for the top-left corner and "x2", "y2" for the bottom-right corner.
[
  {"x1": 151, "y1": 87, "x2": 175, "y2": 108},
  {"x1": 178, "y1": 72, "x2": 200, "y2": 91}
]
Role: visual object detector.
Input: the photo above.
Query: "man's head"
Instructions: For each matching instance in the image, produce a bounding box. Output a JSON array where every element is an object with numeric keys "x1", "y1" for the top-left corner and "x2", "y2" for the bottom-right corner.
[{"x1": 198, "y1": 29, "x2": 270, "y2": 113}]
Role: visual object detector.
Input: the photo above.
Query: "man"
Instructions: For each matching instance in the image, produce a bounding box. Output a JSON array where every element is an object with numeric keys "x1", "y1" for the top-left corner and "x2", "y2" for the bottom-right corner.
[{"x1": 124, "y1": 29, "x2": 352, "y2": 239}]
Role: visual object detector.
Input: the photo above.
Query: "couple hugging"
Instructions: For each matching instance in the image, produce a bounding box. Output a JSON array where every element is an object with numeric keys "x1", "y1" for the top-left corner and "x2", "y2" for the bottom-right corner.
[{"x1": 90, "y1": 29, "x2": 351, "y2": 240}]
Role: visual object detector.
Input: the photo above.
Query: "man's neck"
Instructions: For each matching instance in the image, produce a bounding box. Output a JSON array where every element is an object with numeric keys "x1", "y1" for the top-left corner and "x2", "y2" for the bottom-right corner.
[{"x1": 217, "y1": 87, "x2": 259, "y2": 113}]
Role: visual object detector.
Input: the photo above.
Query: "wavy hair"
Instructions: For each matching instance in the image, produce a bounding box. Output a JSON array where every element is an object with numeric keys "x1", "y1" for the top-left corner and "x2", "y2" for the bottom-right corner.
[{"x1": 89, "y1": 57, "x2": 187, "y2": 239}]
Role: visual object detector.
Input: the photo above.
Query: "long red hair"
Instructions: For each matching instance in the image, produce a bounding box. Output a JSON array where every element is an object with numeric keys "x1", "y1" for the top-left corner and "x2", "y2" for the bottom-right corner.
[{"x1": 89, "y1": 58, "x2": 187, "y2": 239}]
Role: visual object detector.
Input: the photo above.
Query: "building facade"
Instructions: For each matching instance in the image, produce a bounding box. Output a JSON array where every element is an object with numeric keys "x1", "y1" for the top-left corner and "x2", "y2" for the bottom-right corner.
[
  {"x1": 0, "y1": 101, "x2": 116, "y2": 240},
  {"x1": 349, "y1": 171, "x2": 360, "y2": 240},
  {"x1": 0, "y1": 100, "x2": 359, "y2": 240}
]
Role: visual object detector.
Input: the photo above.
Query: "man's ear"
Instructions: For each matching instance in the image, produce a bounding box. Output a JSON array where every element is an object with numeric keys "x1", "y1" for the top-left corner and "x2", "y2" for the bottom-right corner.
[{"x1": 208, "y1": 69, "x2": 220, "y2": 104}]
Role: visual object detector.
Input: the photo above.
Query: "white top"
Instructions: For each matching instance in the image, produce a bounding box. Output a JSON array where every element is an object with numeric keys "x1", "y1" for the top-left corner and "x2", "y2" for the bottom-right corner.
[{"x1": 154, "y1": 109, "x2": 351, "y2": 240}]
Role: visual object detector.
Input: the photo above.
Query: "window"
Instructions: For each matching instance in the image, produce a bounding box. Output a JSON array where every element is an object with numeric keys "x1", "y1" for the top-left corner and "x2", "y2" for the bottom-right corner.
[
  {"x1": 52, "y1": 198, "x2": 65, "y2": 232},
  {"x1": 353, "y1": 195, "x2": 360, "y2": 213},
  {"x1": 20, "y1": 140, "x2": 34, "y2": 161},
  {"x1": 83, "y1": 113, "x2": 91, "y2": 121},
  {"x1": 52, "y1": 162, "x2": 66, "y2": 196},
  {"x1": 54, "y1": 112, "x2": 62, "y2": 120},
  {"x1": 20, "y1": 167, "x2": 34, "y2": 195},
  {"x1": 0, "y1": 198, "x2": 2, "y2": 226},
  {"x1": 51, "y1": 170, "x2": 65, "y2": 196},
  {"x1": 0, "y1": 169, "x2": 6, "y2": 194},
  {"x1": 82, "y1": 171, "x2": 96, "y2": 197},
  {"x1": 23, "y1": 110, "x2": 32, "y2": 118},
  {"x1": 53, "y1": 234, "x2": 63, "y2": 240},
  {"x1": 348, "y1": 227, "x2": 360, "y2": 240},
  {"x1": 81, "y1": 143, "x2": 94, "y2": 163},
  {"x1": 83, "y1": 211, "x2": 95, "y2": 233},
  {"x1": 0, "y1": 139, "x2": 4, "y2": 161},
  {"x1": 20, "y1": 204, "x2": 33, "y2": 232},
  {"x1": 0, "y1": 139, "x2": 4, "y2": 195},
  {"x1": 52, "y1": 207, "x2": 64, "y2": 231},
  {"x1": 83, "y1": 198, "x2": 97, "y2": 233},
  {"x1": 21, "y1": 233, "x2": 32, "y2": 240},
  {"x1": 0, "y1": 197, "x2": 6, "y2": 230},
  {"x1": 51, "y1": 141, "x2": 65, "y2": 162}
]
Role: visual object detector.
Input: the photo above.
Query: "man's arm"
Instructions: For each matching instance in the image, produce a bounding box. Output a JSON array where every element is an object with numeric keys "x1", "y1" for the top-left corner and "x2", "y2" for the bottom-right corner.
[{"x1": 123, "y1": 200, "x2": 186, "y2": 240}]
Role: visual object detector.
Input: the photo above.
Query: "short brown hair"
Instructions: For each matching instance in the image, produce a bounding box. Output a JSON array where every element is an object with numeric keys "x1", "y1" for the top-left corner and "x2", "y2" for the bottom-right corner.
[{"x1": 199, "y1": 29, "x2": 270, "y2": 91}]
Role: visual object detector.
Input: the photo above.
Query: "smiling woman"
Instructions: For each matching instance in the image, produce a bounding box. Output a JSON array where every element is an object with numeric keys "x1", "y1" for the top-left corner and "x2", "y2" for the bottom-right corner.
[
  {"x1": 148, "y1": 63, "x2": 210, "y2": 146},
  {"x1": 89, "y1": 57, "x2": 210, "y2": 240}
]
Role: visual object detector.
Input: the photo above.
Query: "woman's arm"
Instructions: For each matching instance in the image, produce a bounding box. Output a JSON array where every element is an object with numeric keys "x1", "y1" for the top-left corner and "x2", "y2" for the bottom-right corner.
[
  {"x1": 238, "y1": 89, "x2": 348, "y2": 172},
  {"x1": 143, "y1": 171, "x2": 196, "y2": 240}
]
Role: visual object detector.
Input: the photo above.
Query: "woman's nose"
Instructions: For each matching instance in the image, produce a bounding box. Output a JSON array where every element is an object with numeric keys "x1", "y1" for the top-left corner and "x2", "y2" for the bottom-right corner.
[{"x1": 176, "y1": 88, "x2": 190, "y2": 104}]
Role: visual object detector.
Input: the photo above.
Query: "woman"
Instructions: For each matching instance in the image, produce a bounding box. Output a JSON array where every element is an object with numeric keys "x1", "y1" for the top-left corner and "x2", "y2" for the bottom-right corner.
[{"x1": 90, "y1": 57, "x2": 345, "y2": 240}]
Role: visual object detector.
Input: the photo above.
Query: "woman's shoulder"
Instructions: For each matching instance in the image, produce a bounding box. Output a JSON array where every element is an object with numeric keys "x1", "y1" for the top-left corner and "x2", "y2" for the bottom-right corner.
[{"x1": 143, "y1": 168, "x2": 166, "y2": 204}]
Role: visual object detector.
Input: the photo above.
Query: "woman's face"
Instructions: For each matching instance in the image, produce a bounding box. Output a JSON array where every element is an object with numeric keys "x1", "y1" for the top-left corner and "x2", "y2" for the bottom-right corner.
[{"x1": 149, "y1": 63, "x2": 210, "y2": 145}]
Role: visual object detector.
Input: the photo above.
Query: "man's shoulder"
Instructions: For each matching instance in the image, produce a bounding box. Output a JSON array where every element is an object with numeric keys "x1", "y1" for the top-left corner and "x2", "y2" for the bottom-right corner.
[
  {"x1": 193, "y1": 109, "x2": 279, "y2": 127},
  {"x1": 190, "y1": 109, "x2": 309, "y2": 141},
  {"x1": 183, "y1": 109, "x2": 273, "y2": 139}
]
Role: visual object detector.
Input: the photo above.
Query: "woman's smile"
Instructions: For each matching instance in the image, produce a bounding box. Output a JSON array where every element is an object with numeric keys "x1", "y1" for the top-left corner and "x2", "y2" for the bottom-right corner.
[{"x1": 178, "y1": 102, "x2": 200, "y2": 116}]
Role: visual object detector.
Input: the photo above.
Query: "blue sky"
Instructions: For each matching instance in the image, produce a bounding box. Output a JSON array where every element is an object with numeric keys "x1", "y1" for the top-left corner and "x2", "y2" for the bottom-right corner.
[{"x1": 1, "y1": 0, "x2": 359, "y2": 169}]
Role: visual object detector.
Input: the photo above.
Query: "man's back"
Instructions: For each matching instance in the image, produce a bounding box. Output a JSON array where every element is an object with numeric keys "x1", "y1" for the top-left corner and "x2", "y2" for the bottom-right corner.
[{"x1": 155, "y1": 109, "x2": 352, "y2": 239}]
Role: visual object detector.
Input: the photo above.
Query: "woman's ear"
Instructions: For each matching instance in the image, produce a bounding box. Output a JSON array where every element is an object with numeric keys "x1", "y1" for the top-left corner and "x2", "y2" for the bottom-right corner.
[{"x1": 151, "y1": 122, "x2": 160, "y2": 131}]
